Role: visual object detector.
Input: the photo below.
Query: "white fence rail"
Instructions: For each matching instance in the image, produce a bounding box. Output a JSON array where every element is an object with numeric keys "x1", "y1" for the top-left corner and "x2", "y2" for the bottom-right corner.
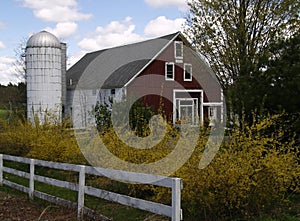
[{"x1": 0, "y1": 154, "x2": 183, "y2": 221}]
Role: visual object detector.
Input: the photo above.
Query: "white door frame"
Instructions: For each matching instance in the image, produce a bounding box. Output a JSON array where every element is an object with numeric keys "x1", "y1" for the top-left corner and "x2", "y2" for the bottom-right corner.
[{"x1": 173, "y1": 89, "x2": 203, "y2": 125}]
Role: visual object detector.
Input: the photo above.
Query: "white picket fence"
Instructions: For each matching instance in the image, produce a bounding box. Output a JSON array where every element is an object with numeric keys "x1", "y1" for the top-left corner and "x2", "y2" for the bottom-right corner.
[{"x1": 0, "y1": 154, "x2": 183, "y2": 221}]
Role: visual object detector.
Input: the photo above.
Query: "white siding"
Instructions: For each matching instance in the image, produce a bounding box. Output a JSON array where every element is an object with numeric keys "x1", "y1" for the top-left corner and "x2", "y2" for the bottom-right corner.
[{"x1": 66, "y1": 87, "x2": 126, "y2": 129}]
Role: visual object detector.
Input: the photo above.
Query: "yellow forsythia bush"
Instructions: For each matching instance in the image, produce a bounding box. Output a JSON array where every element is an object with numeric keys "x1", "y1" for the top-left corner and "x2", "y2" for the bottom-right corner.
[
  {"x1": 1, "y1": 113, "x2": 299, "y2": 220},
  {"x1": 0, "y1": 116, "x2": 86, "y2": 164},
  {"x1": 173, "y1": 115, "x2": 300, "y2": 220},
  {"x1": 100, "y1": 124, "x2": 179, "y2": 164},
  {"x1": 90, "y1": 114, "x2": 299, "y2": 220},
  {"x1": 0, "y1": 119, "x2": 33, "y2": 156}
]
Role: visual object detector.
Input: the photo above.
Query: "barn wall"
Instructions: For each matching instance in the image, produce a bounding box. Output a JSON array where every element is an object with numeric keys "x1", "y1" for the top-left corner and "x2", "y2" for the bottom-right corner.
[{"x1": 127, "y1": 37, "x2": 222, "y2": 122}]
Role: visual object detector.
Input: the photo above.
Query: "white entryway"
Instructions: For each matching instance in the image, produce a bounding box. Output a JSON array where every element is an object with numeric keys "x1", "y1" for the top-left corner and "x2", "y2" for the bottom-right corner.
[{"x1": 173, "y1": 89, "x2": 203, "y2": 125}]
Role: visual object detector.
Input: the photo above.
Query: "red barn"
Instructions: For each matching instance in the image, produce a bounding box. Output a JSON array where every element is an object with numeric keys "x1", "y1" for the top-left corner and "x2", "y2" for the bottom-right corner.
[{"x1": 67, "y1": 32, "x2": 223, "y2": 127}]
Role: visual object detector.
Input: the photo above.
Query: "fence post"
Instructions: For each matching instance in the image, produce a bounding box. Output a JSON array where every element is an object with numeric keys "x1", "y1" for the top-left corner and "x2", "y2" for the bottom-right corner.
[
  {"x1": 0, "y1": 154, "x2": 3, "y2": 185},
  {"x1": 172, "y1": 178, "x2": 182, "y2": 221},
  {"x1": 29, "y1": 159, "x2": 35, "y2": 199},
  {"x1": 77, "y1": 165, "x2": 86, "y2": 220}
]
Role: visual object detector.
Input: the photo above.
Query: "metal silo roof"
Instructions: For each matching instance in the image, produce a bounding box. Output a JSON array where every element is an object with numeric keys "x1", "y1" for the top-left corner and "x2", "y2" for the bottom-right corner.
[{"x1": 27, "y1": 30, "x2": 61, "y2": 48}]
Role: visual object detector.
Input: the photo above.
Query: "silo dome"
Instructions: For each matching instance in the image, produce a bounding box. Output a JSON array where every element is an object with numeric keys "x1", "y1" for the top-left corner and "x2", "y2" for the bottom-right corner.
[{"x1": 26, "y1": 30, "x2": 61, "y2": 48}]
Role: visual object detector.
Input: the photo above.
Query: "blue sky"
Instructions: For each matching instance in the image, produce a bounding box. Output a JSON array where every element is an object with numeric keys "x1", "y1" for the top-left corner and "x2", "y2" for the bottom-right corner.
[{"x1": 0, "y1": 0, "x2": 188, "y2": 85}]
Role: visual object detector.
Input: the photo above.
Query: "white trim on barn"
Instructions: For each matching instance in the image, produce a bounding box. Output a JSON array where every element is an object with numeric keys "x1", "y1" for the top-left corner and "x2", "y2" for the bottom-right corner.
[{"x1": 173, "y1": 89, "x2": 203, "y2": 125}]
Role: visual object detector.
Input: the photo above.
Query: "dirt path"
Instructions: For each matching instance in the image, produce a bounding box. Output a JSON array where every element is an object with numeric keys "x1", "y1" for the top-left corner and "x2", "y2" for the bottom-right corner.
[
  {"x1": 0, "y1": 188, "x2": 170, "y2": 221},
  {"x1": 0, "y1": 190, "x2": 79, "y2": 221}
]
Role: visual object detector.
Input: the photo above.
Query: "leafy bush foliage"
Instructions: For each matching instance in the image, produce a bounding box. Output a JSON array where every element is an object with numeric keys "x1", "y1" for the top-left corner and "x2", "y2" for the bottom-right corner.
[
  {"x1": 91, "y1": 113, "x2": 300, "y2": 220},
  {"x1": 94, "y1": 101, "x2": 112, "y2": 132},
  {"x1": 0, "y1": 112, "x2": 299, "y2": 220},
  {"x1": 94, "y1": 98, "x2": 154, "y2": 137},
  {"x1": 0, "y1": 116, "x2": 86, "y2": 164},
  {"x1": 100, "y1": 124, "x2": 178, "y2": 164},
  {"x1": 175, "y1": 114, "x2": 300, "y2": 220}
]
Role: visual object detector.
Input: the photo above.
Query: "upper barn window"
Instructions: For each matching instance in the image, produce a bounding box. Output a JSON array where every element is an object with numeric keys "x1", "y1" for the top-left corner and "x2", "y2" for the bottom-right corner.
[
  {"x1": 184, "y1": 64, "x2": 192, "y2": 81},
  {"x1": 174, "y1": 41, "x2": 183, "y2": 59},
  {"x1": 165, "y1": 62, "x2": 175, "y2": 81}
]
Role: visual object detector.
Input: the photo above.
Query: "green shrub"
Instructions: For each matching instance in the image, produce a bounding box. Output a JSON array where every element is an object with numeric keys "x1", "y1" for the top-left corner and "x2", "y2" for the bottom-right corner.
[
  {"x1": 94, "y1": 101, "x2": 112, "y2": 132},
  {"x1": 94, "y1": 98, "x2": 154, "y2": 137}
]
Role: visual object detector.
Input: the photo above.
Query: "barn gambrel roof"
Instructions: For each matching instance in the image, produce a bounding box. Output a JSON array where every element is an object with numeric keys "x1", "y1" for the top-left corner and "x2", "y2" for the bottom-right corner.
[{"x1": 67, "y1": 32, "x2": 181, "y2": 90}]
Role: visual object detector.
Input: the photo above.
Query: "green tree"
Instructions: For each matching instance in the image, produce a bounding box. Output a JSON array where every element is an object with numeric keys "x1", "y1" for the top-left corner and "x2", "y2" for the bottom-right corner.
[
  {"x1": 185, "y1": 0, "x2": 300, "y2": 125},
  {"x1": 0, "y1": 82, "x2": 27, "y2": 122},
  {"x1": 228, "y1": 32, "x2": 300, "y2": 125},
  {"x1": 258, "y1": 33, "x2": 300, "y2": 114},
  {"x1": 186, "y1": 0, "x2": 300, "y2": 88}
]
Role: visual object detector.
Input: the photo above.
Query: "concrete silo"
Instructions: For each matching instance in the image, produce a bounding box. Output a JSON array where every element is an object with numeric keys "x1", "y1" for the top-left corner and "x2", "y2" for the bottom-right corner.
[{"x1": 26, "y1": 30, "x2": 66, "y2": 124}]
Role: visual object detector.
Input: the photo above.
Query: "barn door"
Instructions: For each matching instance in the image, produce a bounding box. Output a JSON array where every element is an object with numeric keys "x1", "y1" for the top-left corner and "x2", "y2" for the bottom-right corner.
[{"x1": 177, "y1": 98, "x2": 198, "y2": 125}]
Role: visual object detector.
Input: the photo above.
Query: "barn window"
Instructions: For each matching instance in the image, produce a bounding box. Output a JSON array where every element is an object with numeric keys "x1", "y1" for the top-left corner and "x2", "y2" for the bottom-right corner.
[
  {"x1": 184, "y1": 64, "x2": 192, "y2": 81},
  {"x1": 111, "y1": 89, "x2": 115, "y2": 95},
  {"x1": 174, "y1": 41, "x2": 183, "y2": 59},
  {"x1": 165, "y1": 62, "x2": 174, "y2": 81}
]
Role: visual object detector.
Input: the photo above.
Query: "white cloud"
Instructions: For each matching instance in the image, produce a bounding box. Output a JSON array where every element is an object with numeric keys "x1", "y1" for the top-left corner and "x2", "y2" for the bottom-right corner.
[
  {"x1": 20, "y1": 0, "x2": 92, "y2": 22},
  {"x1": 67, "y1": 51, "x2": 86, "y2": 69},
  {"x1": 69, "y1": 16, "x2": 187, "y2": 67},
  {"x1": 0, "y1": 57, "x2": 22, "y2": 85},
  {"x1": 144, "y1": 0, "x2": 188, "y2": 11},
  {"x1": 0, "y1": 41, "x2": 6, "y2": 49},
  {"x1": 45, "y1": 22, "x2": 78, "y2": 39},
  {"x1": 144, "y1": 16, "x2": 186, "y2": 37},
  {"x1": 78, "y1": 17, "x2": 143, "y2": 52}
]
